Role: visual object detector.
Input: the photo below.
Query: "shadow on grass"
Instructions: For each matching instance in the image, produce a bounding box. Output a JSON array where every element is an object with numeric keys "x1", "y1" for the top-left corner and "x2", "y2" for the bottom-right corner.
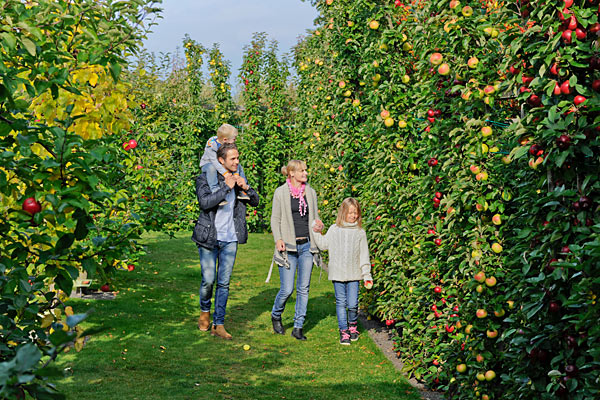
[{"x1": 56, "y1": 233, "x2": 420, "y2": 400}]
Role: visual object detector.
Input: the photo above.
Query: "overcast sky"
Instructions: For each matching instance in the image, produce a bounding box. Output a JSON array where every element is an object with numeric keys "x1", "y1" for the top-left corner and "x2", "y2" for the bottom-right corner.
[{"x1": 143, "y1": 0, "x2": 318, "y2": 86}]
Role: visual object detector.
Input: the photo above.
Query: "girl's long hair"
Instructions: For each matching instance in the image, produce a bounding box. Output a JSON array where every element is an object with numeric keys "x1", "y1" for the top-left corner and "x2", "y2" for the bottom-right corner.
[{"x1": 336, "y1": 197, "x2": 362, "y2": 228}]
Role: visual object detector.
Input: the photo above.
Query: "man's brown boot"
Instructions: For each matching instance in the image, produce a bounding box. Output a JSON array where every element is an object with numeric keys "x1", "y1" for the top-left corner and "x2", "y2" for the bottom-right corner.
[
  {"x1": 198, "y1": 312, "x2": 210, "y2": 331},
  {"x1": 211, "y1": 324, "x2": 232, "y2": 340}
]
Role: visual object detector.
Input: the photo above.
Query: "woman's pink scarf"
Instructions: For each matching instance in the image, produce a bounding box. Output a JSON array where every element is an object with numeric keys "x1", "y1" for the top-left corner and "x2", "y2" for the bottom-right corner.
[{"x1": 287, "y1": 179, "x2": 307, "y2": 217}]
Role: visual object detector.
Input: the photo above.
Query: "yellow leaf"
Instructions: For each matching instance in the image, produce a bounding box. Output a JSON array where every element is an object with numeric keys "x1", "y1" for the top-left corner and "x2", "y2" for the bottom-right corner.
[
  {"x1": 89, "y1": 73, "x2": 98, "y2": 87},
  {"x1": 41, "y1": 314, "x2": 54, "y2": 328}
]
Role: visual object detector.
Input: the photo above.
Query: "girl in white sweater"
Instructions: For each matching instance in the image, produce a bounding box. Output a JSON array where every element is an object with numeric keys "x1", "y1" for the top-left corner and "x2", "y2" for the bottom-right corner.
[{"x1": 312, "y1": 198, "x2": 373, "y2": 345}]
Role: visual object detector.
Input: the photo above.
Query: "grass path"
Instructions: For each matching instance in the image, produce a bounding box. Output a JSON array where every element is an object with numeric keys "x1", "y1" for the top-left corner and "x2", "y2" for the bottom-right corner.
[{"x1": 56, "y1": 232, "x2": 422, "y2": 400}]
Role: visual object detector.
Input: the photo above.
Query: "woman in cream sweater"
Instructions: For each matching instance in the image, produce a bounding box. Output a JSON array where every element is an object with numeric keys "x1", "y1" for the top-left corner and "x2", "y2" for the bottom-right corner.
[{"x1": 269, "y1": 160, "x2": 322, "y2": 341}]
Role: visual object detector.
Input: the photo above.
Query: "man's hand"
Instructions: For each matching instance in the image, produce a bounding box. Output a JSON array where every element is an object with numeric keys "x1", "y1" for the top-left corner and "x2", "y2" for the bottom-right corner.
[
  {"x1": 276, "y1": 239, "x2": 285, "y2": 252},
  {"x1": 235, "y1": 176, "x2": 249, "y2": 190},
  {"x1": 313, "y1": 219, "x2": 324, "y2": 233},
  {"x1": 224, "y1": 174, "x2": 236, "y2": 189}
]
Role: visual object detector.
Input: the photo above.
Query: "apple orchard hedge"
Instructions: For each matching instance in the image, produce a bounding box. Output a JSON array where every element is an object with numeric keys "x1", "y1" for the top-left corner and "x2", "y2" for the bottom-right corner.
[
  {"x1": 289, "y1": 0, "x2": 600, "y2": 399},
  {"x1": 0, "y1": 0, "x2": 161, "y2": 398}
]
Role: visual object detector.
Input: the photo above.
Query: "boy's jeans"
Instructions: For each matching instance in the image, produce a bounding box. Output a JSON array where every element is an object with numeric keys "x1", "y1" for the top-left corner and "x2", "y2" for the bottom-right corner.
[
  {"x1": 198, "y1": 241, "x2": 238, "y2": 326},
  {"x1": 332, "y1": 280, "x2": 360, "y2": 330},
  {"x1": 202, "y1": 163, "x2": 247, "y2": 193},
  {"x1": 271, "y1": 241, "x2": 313, "y2": 329}
]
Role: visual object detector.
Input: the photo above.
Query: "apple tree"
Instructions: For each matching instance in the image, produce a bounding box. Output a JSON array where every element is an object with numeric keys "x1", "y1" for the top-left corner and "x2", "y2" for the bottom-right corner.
[{"x1": 0, "y1": 0, "x2": 161, "y2": 397}]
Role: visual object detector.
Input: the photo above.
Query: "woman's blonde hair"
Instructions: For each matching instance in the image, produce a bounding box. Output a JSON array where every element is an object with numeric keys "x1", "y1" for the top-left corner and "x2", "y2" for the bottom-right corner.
[
  {"x1": 281, "y1": 160, "x2": 307, "y2": 177},
  {"x1": 336, "y1": 197, "x2": 362, "y2": 227}
]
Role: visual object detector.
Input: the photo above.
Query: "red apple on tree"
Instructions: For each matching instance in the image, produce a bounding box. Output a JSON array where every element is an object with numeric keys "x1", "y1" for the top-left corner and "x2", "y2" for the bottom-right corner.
[
  {"x1": 485, "y1": 276, "x2": 497, "y2": 287},
  {"x1": 474, "y1": 270, "x2": 486, "y2": 283},
  {"x1": 574, "y1": 95, "x2": 586, "y2": 106},
  {"x1": 553, "y1": 82, "x2": 561, "y2": 96},
  {"x1": 556, "y1": 134, "x2": 571, "y2": 150},
  {"x1": 575, "y1": 28, "x2": 586, "y2": 40},
  {"x1": 484, "y1": 370, "x2": 496, "y2": 381},
  {"x1": 22, "y1": 197, "x2": 42, "y2": 215},
  {"x1": 430, "y1": 52, "x2": 443, "y2": 65},
  {"x1": 438, "y1": 63, "x2": 450, "y2": 75}
]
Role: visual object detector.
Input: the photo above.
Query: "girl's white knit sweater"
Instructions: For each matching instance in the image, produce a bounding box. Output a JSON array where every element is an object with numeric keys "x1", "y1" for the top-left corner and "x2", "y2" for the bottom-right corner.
[{"x1": 312, "y1": 222, "x2": 372, "y2": 282}]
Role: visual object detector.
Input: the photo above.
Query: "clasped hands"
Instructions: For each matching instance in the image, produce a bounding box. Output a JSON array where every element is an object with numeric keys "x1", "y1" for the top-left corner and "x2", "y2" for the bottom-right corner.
[
  {"x1": 224, "y1": 174, "x2": 249, "y2": 190},
  {"x1": 312, "y1": 219, "x2": 324, "y2": 233}
]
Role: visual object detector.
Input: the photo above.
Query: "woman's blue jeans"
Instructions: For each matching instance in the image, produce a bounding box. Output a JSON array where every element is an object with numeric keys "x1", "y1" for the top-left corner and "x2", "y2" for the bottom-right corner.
[
  {"x1": 271, "y1": 241, "x2": 313, "y2": 329},
  {"x1": 332, "y1": 280, "x2": 359, "y2": 330},
  {"x1": 198, "y1": 241, "x2": 238, "y2": 326}
]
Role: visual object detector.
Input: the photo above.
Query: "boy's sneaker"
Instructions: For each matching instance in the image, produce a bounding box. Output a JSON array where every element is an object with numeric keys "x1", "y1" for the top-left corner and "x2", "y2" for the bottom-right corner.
[
  {"x1": 339, "y1": 329, "x2": 351, "y2": 345},
  {"x1": 218, "y1": 200, "x2": 228, "y2": 206},
  {"x1": 237, "y1": 191, "x2": 250, "y2": 200},
  {"x1": 349, "y1": 323, "x2": 359, "y2": 341}
]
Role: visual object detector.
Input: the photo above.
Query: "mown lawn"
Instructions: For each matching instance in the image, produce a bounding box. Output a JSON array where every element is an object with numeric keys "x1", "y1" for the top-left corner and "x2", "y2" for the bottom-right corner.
[{"x1": 56, "y1": 232, "x2": 421, "y2": 400}]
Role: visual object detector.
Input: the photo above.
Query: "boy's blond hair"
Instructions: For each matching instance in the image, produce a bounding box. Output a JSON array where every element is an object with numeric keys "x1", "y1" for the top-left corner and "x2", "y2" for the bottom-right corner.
[
  {"x1": 281, "y1": 160, "x2": 307, "y2": 177},
  {"x1": 336, "y1": 197, "x2": 363, "y2": 228},
  {"x1": 217, "y1": 123, "x2": 238, "y2": 141}
]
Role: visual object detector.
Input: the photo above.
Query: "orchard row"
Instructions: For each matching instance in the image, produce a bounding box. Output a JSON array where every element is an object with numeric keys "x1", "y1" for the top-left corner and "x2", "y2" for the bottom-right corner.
[{"x1": 285, "y1": 0, "x2": 600, "y2": 399}]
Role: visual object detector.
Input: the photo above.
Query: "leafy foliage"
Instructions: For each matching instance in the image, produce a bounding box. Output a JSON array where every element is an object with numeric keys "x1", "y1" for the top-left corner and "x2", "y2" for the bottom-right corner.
[
  {"x1": 289, "y1": 0, "x2": 600, "y2": 398},
  {"x1": 0, "y1": 0, "x2": 161, "y2": 397}
]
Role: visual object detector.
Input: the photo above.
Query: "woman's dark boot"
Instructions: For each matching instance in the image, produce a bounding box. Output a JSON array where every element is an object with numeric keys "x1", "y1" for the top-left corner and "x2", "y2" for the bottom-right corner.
[
  {"x1": 291, "y1": 327, "x2": 307, "y2": 341},
  {"x1": 272, "y1": 316, "x2": 285, "y2": 335}
]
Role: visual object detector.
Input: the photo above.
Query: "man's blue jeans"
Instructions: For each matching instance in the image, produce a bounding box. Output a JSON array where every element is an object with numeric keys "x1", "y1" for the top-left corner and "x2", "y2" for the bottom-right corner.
[
  {"x1": 202, "y1": 163, "x2": 247, "y2": 193},
  {"x1": 332, "y1": 280, "x2": 359, "y2": 330},
  {"x1": 198, "y1": 241, "x2": 238, "y2": 326},
  {"x1": 271, "y1": 241, "x2": 313, "y2": 329}
]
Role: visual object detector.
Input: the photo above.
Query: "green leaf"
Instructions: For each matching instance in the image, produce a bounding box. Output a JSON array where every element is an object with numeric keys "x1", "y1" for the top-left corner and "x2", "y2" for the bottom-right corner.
[
  {"x1": 66, "y1": 313, "x2": 89, "y2": 328},
  {"x1": 21, "y1": 37, "x2": 37, "y2": 56},
  {"x1": 555, "y1": 150, "x2": 569, "y2": 167},
  {"x1": 14, "y1": 343, "x2": 41, "y2": 372},
  {"x1": 109, "y1": 62, "x2": 122, "y2": 82},
  {"x1": 1, "y1": 32, "x2": 17, "y2": 51},
  {"x1": 81, "y1": 258, "x2": 97, "y2": 277},
  {"x1": 74, "y1": 216, "x2": 90, "y2": 241},
  {"x1": 54, "y1": 270, "x2": 74, "y2": 295},
  {"x1": 54, "y1": 233, "x2": 75, "y2": 254}
]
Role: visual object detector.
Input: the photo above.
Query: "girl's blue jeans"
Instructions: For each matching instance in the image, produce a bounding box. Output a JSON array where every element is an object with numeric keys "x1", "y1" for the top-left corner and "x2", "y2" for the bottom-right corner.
[
  {"x1": 271, "y1": 241, "x2": 313, "y2": 329},
  {"x1": 332, "y1": 280, "x2": 360, "y2": 330}
]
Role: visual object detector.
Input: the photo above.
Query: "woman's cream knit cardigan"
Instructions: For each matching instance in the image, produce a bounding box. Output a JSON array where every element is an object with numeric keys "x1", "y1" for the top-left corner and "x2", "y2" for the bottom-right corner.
[{"x1": 266, "y1": 182, "x2": 320, "y2": 282}]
